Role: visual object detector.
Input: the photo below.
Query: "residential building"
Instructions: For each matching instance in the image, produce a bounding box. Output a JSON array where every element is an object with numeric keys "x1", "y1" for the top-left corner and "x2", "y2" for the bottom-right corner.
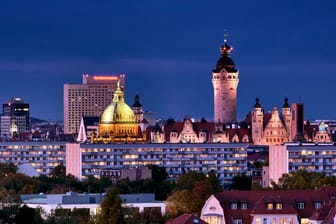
[
  {"x1": 0, "y1": 142, "x2": 66, "y2": 175},
  {"x1": 66, "y1": 142, "x2": 248, "y2": 187},
  {"x1": 63, "y1": 74, "x2": 125, "y2": 134},
  {"x1": 268, "y1": 142, "x2": 336, "y2": 185},
  {"x1": 201, "y1": 186, "x2": 336, "y2": 224}
]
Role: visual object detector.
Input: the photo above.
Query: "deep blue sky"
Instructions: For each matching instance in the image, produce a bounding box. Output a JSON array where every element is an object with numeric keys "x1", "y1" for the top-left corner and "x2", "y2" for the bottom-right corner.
[{"x1": 1, "y1": 0, "x2": 336, "y2": 122}]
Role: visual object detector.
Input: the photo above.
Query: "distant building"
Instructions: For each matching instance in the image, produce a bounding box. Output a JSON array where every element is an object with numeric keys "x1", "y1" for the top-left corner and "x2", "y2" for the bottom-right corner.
[
  {"x1": 212, "y1": 35, "x2": 239, "y2": 124},
  {"x1": 0, "y1": 142, "x2": 66, "y2": 175},
  {"x1": 63, "y1": 74, "x2": 125, "y2": 134},
  {"x1": 268, "y1": 142, "x2": 336, "y2": 186},
  {"x1": 121, "y1": 166, "x2": 152, "y2": 182},
  {"x1": 21, "y1": 193, "x2": 165, "y2": 216},
  {"x1": 1, "y1": 98, "x2": 30, "y2": 138},
  {"x1": 77, "y1": 93, "x2": 149, "y2": 143},
  {"x1": 201, "y1": 186, "x2": 336, "y2": 224},
  {"x1": 250, "y1": 98, "x2": 332, "y2": 145},
  {"x1": 66, "y1": 142, "x2": 248, "y2": 187}
]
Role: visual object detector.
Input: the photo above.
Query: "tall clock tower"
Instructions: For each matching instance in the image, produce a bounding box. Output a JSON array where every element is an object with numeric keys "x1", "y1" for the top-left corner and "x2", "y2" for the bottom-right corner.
[{"x1": 212, "y1": 35, "x2": 239, "y2": 123}]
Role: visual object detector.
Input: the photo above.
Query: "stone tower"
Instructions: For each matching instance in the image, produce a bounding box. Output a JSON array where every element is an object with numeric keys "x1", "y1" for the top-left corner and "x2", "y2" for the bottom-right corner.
[
  {"x1": 212, "y1": 34, "x2": 239, "y2": 123},
  {"x1": 281, "y1": 97, "x2": 292, "y2": 139},
  {"x1": 251, "y1": 98, "x2": 263, "y2": 145}
]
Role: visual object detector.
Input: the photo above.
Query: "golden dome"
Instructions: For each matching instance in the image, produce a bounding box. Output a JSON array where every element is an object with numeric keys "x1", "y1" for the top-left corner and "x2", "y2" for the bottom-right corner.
[{"x1": 100, "y1": 82, "x2": 137, "y2": 124}]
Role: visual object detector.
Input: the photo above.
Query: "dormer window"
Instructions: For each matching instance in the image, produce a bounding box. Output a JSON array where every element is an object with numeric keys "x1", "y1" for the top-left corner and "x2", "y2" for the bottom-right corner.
[
  {"x1": 233, "y1": 219, "x2": 242, "y2": 224},
  {"x1": 267, "y1": 203, "x2": 273, "y2": 210},
  {"x1": 231, "y1": 202, "x2": 237, "y2": 209},
  {"x1": 297, "y1": 202, "x2": 305, "y2": 209},
  {"x1": 314, "y1": 202, "x2": 321, "y2": 209},
  {"x1": 275, "y1": 202, "x2": 283, "y2": 210},
  {"x1": 241, "y1": 202, "x2": 248, "y2": 210}
]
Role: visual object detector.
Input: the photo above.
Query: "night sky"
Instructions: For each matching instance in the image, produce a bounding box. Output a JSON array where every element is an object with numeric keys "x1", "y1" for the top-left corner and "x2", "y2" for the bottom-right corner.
[{"x1": 1, "y1": 1, "x2": 336, "y2": 122}]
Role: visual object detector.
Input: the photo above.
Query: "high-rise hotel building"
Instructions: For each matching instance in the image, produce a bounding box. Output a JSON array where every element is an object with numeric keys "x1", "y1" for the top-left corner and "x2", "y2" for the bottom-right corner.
[{"x1": 63, "y1": 74, "x2": 125, "y2": 134}]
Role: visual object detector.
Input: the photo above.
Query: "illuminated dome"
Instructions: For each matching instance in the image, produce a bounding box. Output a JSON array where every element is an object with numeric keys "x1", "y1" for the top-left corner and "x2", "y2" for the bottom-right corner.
[{"x1": 101, "y1": 83, "x2": 137, "y2": 124}]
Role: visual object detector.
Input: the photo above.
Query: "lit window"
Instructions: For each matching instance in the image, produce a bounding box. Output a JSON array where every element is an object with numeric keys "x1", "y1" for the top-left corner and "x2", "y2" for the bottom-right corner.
[
  {"x1": 267, "y1": 203, "x2": 273, "y2": 209},
  {"x1": 276, "y1": 203, "x2": 282, "y2": 209},
  {"x1": 231, "y1": 203, "x2": 237, "y2": 209},
  {"x1": 256, "y1": 218, "x2": 261, "y2": 224}
]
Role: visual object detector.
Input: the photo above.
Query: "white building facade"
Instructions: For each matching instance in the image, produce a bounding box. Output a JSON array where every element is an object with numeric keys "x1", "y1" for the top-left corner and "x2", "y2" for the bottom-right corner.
[
  {"x1": 268, "y1": 143, "x2": 336, "y2": 186},
  {"x1": 66, "y1": 142, "x2": 248, "y2": 187}
]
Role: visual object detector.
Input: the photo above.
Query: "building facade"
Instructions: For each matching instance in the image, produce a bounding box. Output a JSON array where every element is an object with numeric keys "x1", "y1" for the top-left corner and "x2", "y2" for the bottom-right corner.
[
  {"x1": 21, "y1": 193, "x2": 166, "y2": 216},
  {"x1": 63, "y1": 74, "x2": 125, "y2": 134},
  {"x1": 66, "y1": 142, "x2": 248, "y2": 187},
  {"x1": 0, "y1": 142, "x2": 66, "y2": 175},
  {"x1": 250, "y1": 98, "x2": 332, "y2": 145},
  {"x1": 268, "y1": 143, "x2": 336, "y2": 185},
  {"x1": 201, "y1": 186, "x2": 336, "y2": 224},
  {"x1": 212, "y1": 35, "x2": 239, "y2": 124},
  {"x1": 1, "y1": 98, "x2": 30, "y2": 138}
]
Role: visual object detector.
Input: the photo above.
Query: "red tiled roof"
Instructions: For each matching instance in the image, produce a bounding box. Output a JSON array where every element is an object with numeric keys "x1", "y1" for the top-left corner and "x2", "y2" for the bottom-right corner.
[
  {"x1": 213, "y1": 186, "x2": 336, "y2": 224},
  {"x1": 310, "y1": 203, "x2": 334, "y2": 221},
  {"x1": 166, "y1": 214, "x2": 208, "y2": 224}
]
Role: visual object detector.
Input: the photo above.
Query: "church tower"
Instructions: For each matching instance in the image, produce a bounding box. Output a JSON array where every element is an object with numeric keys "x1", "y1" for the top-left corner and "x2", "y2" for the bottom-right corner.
[{"x1": 212, "y1": 34, "x2": 239, "y2": 123}]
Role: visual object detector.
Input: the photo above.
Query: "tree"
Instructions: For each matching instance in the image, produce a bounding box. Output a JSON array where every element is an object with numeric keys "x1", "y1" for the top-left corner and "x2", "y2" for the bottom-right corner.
[
  {"x1": 230, "y1": 174, "x2": 252, "y2": 190},
  {"x1": 272, "y1": 170, "x2": 336, "y2": 190},
  {"x1": 0, "y1": 163, "x2": 17, "y2": 177},
  {"x1": 148, "y1": 165, "x2": 167, "y2": 184},
  {"x1": 166, "y1": 190, "x2": 192, "y2": 216},
  {"x1": 14, "y1": 205, "x2": 44, "y2": 224},
  {"x1": 166, "y1": 171, "x2": 224, "y2": 216},
  {"x1": 0, "y1": 173, "x2": 38, "y2": 194},
  {"x1": 176, "y1": 171, "x2": 206, "y2": 190},
  {"x1": 50, "y1": 164, "x2": 66, "y2": 178},
  {"x1": 207, "y1": 170, "x2": 222, "y2": 193},
  {"x1": 96, "y1": 187, "x2": 123, "y2": 224},
  {"x1": 0, "y1": 188, "x2": 21, "y2": 223}
]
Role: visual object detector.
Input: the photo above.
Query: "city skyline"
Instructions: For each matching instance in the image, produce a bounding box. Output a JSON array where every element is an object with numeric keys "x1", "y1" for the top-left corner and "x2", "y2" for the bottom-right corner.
[{"x1": 1, "y1": 1, "x2": 336, "y2": 122}]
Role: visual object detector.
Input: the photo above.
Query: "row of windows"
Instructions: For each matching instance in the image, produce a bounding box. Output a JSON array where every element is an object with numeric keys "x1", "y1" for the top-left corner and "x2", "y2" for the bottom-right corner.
[{"x1": 213, "y1": 75, "x2": 237, "y2": 80}]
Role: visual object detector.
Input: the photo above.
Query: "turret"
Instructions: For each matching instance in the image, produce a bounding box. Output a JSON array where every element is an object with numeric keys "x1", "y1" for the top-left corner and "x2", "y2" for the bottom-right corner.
[
  {"x1": 281, "y1": 97, "x2": 292, "y2": 137},
  {"x1": 251, "y1": 98, "x2": 263, "y2": 144}
]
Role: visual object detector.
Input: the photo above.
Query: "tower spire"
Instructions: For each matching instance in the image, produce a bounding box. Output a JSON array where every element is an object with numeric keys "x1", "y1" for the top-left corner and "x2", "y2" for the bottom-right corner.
[{"x1": 224, "y1": 31, "x2": 228, "y2": 44}]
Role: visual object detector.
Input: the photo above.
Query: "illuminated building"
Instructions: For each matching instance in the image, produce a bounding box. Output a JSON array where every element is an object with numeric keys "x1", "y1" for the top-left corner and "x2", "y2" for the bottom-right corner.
[
  {"x1": 212, "y1": 34, "x2": 239, "y2": 124},
  {"x1": 0, "y1": 142, "x2": 66, "y2": 175},
  {"x1": 268, "y1": 142, "x2": 336, "y2": 186},
  {"x1": 250, "y1": 98, "x2": 332, "y2": 145},
  {"x1": 66, "y1": 142, "x2": 248, "y2": 187},
  {"x1": 97, "y1": 82, "x2": 146, "y2": 143},
  {"x1": 63, "y1": 74, "x2": 125, "y2": 134},
  {"x1": 1, "y1": 98, "x2": 30, "y2": 138}
]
